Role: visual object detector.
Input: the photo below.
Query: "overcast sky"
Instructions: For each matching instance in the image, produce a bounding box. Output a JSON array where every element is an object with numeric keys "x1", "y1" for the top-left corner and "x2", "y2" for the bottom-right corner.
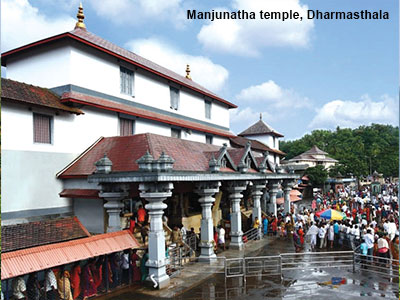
[{"x1": 1, "y1": 0, "x2": 398, "y2": 140}]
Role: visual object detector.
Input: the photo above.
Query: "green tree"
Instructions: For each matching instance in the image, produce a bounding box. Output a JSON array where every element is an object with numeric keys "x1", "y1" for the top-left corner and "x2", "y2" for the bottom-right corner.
[{"x1": 305, "y1": 165, "x2": 328, "y2": 188}]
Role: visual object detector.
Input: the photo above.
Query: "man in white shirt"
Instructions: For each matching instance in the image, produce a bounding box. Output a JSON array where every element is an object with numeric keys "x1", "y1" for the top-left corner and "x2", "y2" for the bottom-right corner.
[
  {"x1": 12, "y1": 277, "x2": 26, "y2": 300},
  {"x1": 388, "y1": 220, "x2": 397, "y2": 241},
  {"x1": 318, "y1": 225, "x2": 326, "y2": 249},
  {"x1": 364, "y1": 229, "x2": 375, "y2": 259},
  {"x1": 45, "y1": 269, "x2": 57, "y2": 300},
  {"x1": 218, "y1": 225, "x2": 226, "y2": 251}
]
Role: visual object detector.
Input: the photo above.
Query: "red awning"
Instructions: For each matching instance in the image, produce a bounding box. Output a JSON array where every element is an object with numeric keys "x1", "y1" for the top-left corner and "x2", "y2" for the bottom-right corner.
[
  {"x1": 59, "y1": 189, "x2": 100, "y2": 199},
  {"x1": 1, "y1": 230, "x2": 140, "y2": 280},
  {"x1": 277, "y1": 190, "x2": 302, "y2": 205}
]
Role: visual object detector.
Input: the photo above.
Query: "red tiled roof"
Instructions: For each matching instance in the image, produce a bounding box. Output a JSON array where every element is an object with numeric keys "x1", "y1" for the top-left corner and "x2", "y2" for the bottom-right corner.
[
  {"x1": 2, "y1": 28, "x2": 237, "y2": 109},
  {"x1": 1, "y1": 230, "x2": 140, "y2": 280},
  {"x1": 59, "y1": 189, "x2": 100, "y2": 199},
  {"x1": 1, "y1": 78, "x2": 83, "y2": 114},
  {"x1": 277, "y1": 190, "x2": 302, "y2": 205},
  {"x1": 238, "y1": 119, "x2": 283, "y2": 137},
  {"x1": 61, "y1": 91, "x2": 235, "y2": 138},
  {"x1": 230, "y1": 136, "x2": 286, "y2": 156},
  {"x1": 58, "y1": 133, "x2": 271, "y2": 178},
  {"x1": 58, "y1": 133, "x2": 220, "y2": 177},
  {"x1": 1, "y1": 217, "x2": 90, "y2": 253}
]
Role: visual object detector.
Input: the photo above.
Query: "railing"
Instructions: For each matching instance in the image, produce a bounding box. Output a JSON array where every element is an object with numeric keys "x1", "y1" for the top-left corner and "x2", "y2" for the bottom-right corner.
[
  {"x1": 353, "y1": 252, "x2": 399, "y2": 281},
  {"x1": 242, "y1": 227, "x2": 262, "y2": 245},
  {"x1": 281, "y1": 250, "x2": 354, "y2": 271}
]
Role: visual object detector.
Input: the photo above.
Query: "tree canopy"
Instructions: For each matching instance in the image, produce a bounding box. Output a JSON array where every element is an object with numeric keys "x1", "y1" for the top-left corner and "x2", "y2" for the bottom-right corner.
[
  {"x1": 305, "y1": 165, "x2": 328, "y2": 187},
  {"x1": 280, "y1": 124, "x2": 399, "y2": 177}
]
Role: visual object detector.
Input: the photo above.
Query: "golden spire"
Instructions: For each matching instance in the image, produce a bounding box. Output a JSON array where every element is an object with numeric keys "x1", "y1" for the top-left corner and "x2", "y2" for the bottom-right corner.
[
  {"x1": 75, "y1": 2, "x2": 86, "y2": 30},
  {"x1": 185, "y1": 64, "x2": 192, "y2": 80}
]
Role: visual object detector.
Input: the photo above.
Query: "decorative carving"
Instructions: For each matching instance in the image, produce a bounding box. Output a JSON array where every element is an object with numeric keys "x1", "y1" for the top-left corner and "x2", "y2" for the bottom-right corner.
[{"x1": 95, "y1": 153, "x2": 112, "y2": 174}]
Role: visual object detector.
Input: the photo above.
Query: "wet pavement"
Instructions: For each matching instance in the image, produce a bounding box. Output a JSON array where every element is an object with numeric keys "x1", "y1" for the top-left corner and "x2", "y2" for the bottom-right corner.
[{"x1": 97, "y1": 237, "x2": 399, "y2": 300}]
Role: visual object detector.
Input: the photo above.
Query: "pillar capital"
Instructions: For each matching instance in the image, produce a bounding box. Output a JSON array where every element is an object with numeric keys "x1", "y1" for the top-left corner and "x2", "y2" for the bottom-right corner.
[
  {"x1": 195, "y1": 181, "x2": 221, "y2": 197},
  {"x1": 100, "y1": 191, "x2": 128, "y2": 233},
  {"x1": 268, "y1": 180, "x2": 280, "y2": 192},
  {"x1": 282, "y1": 179, "x2": 296, "y2": 190}
]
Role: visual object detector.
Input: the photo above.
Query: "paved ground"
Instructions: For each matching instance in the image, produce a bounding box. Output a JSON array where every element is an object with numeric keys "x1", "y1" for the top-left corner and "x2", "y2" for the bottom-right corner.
[{"x1": 96, "y1": 237, "x2": 399, "y2": 300}]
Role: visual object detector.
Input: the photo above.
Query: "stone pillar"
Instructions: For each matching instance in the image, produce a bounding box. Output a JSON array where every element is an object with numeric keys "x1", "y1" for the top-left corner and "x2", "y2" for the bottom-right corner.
[
  {"x1": 226, "y1": 181, "x2": 248, "y2": 250},
  {"x1": 261, "y1": 189, "x2": 268, "y2": 213},
  {"x1": 251, "y1": 180, "x2": 267, "y2": 223},
  {"x1": 268, "y1": 180, "x2": 280, "y2": 217},
  {"x1": 100, "y1": 191, "x2": 129, "y2": 232},
  {"x1": 282, "y1": 180, "x2": 295, "y2": 214},
  {"x1": 195, "y1": 181, "x2": 221, "y2": 261},
  {"x1": 139, "y1": 182, "x2": 173, "y2": 289}
]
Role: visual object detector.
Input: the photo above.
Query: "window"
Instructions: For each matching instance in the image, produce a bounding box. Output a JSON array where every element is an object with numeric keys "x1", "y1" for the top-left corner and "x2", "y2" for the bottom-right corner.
[
  {"x1": 33, "y1": 113, "x2": 52, "y2": 144},
  {"x1": 120, "y1": 66, "x2": 134, "y2": 96},
  {"x1": 170, "y1": 86, "x2": 180, "y2": 110},
  {"x1": 205, "y1": 100, "x2": 211, "y2": 119},
  {"x1": 120, "y1": 118, "x2": 135, "y2": 136},
  {"x1": 171, "y1": 128, "x2": 181, "y2": 139},
  {"x1": 206, "y1": 135, "x2": 213, "y2": 144}
]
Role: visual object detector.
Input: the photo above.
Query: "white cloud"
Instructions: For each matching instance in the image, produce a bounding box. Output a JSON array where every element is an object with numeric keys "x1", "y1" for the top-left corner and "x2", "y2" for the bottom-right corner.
[
  {"x1": 87, "y1": 0, "x2": 186, "y2": 28},
  {"x1": 230, "y1": 107, "x2": 273, "y2": 125},
  {"x1": 125, "y1": 38, "x2": 229, "y2": 92},
  {"x1": 236, "y1": 80, "x2": 311, "y2": 108},
  {"x1": 1, "y1": 0, "x2": 75, "y2": 52},
  {"x1": 309, "y1": 95, "x2": 398, "y2": 129},
  {"x1": 197, "y1": 0, "x2": 314, "y2": 56}
]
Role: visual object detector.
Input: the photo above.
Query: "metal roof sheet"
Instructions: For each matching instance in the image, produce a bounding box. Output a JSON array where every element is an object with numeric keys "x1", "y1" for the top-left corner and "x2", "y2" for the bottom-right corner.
[{"x1": 1, "y1": 230, "x2": 140, "y2": 280}]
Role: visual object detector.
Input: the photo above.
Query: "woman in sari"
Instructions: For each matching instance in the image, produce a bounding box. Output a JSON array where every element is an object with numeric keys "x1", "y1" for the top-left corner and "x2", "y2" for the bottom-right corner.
[
  {"x1": 57, "y1": 269, "x2": 73, "y2": 300},
  {"x1": 131, "y1": 249, "x2": 141, "y2": 282},
  {"x1": 70, "y1": 262, "x2": 81, "y2": 300},
  {"x1": 140, "y1": 249, "x2": 149, "y2": 282},
  {"x1": 293, "y1": 230, "x2": 301, "y2": 252},
  {"x1": 83, "y1": 260, "x2": 97, "y2": 299},
  {"x1": 390, "y1": 235, "x2": 399, "y2": 266},
  {"x1": 93, "y1": 257, "x2": 103, "y2": 291}
]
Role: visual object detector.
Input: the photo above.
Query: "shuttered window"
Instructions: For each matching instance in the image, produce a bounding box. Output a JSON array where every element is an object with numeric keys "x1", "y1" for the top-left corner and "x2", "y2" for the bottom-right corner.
[
  {"x1": 120, "y1": 118, "x2": 135, "y2": 136},
  {"x1": 170, "y1": 86, "x2": 180, "y2": 110},
  {"x1": 33, "y1": 113, "x2": 52, "y2": 144},
  {"x1": 120, "y1": 67, "x2": 134, "y2": 96},
  {"x1": 171, "y1": 128, "x2": 181, "y2": 139},
  {"x1": 205, "y1": 100, "x2": 211, "y2": 119}
]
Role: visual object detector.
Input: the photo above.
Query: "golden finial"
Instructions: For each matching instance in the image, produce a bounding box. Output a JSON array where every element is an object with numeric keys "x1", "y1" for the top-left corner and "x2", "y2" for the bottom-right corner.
[
  {"x1": 75, "y1": 2, "x2": 86, "y2": 30},
  {"x1": 185, "y1": 64, "x2": 191, "y2": 80}
]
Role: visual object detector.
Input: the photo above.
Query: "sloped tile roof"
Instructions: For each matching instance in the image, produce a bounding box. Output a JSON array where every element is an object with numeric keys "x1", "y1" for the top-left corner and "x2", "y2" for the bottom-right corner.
[
  {"x1": 289, "y1": 145, "x2": 338, "y2": 163},
  {"x1": 1, "y1": 217, "x2": 90, "y2": 253},
  {"x1": 61, "y1": 90, "x2": 235, "y2": 138},
  {"x1": 2, "y1": 230, "x2": 140, "y2": 280},
  {"x1": 238, "y1": 119, "x2": 283, "y2": 137},
  {"x1": 1, "y1": 78, "x2": 83, "y2": 114},
  {"x1": 230, "y1": 136, "x2": 286, "y2": 156},
  {"x1": 58, "y1": 133, "x2": 272, "y2": 178},
  {"x1": 2, "y1": 28, "x2": 237, "y2": 109},
  {"x1": 303, "y1": 145, "x2": 328, "y2": 155}
]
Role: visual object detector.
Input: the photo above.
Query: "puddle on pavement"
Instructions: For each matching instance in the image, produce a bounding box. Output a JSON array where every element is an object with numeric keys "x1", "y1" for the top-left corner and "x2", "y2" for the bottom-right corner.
[{"x1": 102, "y1": 238, "x2": 399, "y2": 300}]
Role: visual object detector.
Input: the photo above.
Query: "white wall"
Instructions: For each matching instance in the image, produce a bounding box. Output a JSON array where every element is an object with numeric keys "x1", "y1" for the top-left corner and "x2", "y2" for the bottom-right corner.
[
  {"x1": 6, "y1": 41, "x2": 231, "y2": 131},
  {"x1": 6, "y1": 42, "x2": 72, "y2": 88}
]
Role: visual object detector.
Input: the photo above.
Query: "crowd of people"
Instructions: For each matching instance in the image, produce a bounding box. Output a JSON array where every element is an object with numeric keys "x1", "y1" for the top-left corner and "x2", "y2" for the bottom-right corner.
[
  {"x1": 9, "y1": 248, "x2": 150, "y2": 300},
  {"x1": 259, "y1": 182, "x2": 399, "y2": 266}
]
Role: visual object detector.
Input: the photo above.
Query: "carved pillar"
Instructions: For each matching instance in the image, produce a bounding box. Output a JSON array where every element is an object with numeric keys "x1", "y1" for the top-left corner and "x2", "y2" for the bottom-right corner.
[
  {"x1": 261, "y1": 189, "x2": 268, "y2": 213},
  {"x1": 282, "y1": 180, "x2": 295, "y2": 214},
  {"x1": 226, "y1": 181, "x2": 248, "y2": 250},
  {"x1": 100, "y1": 191, "x2": 129, "y2": 233},
  {"x1": 195, "y1": 181, "x2": 221, "y2": 261},
  {"x1": 139, "y1": 182, "x2": 173, "y2": 289},
  {"x1": 268, "y1": 180, "x2": 280, "y2": 217},
  {"x1": 251, "y1": 180, "x2": 267, "y2": 223}
]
